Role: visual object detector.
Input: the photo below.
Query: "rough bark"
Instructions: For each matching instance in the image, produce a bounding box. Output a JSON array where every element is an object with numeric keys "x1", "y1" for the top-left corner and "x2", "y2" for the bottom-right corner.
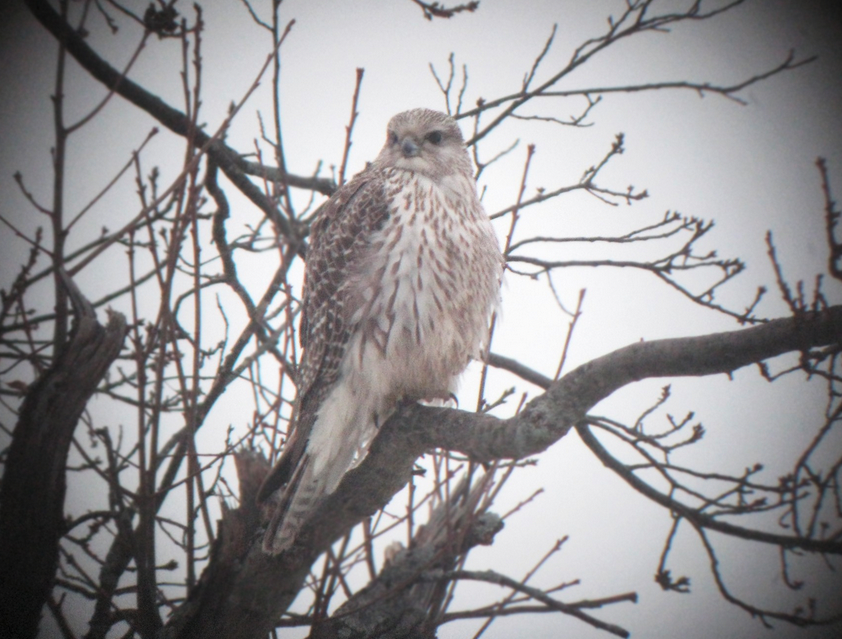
[
  {"x1": 0, "y1": 273, "x2": 126, "y2": 639},
  {"x1": 310, "y1": 480, "x2": 503, "y2": 639},
  {"x1": 164, "y1": 306, "x2": 842, "y2": 639}
]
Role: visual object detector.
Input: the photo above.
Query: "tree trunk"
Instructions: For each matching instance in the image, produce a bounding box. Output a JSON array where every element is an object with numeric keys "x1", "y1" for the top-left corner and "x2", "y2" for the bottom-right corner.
[{"x1": 0, "y1": 273, "x2": 126, "y2": 639}]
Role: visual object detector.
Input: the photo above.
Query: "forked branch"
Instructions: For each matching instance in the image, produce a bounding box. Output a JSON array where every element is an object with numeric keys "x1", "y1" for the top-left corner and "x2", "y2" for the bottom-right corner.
[{"x1": 167, "y1": 305, "x2": 842, "y2": 638}]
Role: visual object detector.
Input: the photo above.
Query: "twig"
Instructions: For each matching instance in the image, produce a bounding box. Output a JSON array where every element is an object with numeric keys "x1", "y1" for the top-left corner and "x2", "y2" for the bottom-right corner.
[
  {"x1": 432, "y1": 569, "x2": 633, "y2": 638},
  {"x1": 338, "y1": 68, "x2": 365, "y2": 187}
]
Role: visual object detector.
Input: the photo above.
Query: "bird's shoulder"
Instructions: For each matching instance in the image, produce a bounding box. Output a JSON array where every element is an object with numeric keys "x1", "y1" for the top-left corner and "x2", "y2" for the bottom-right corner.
[
  {"x1": 297, "y1": 165, "x2": 390, "y2": 353},
  {"x1": 309, "y1": 165, "x2": 391, "y2": 248}
]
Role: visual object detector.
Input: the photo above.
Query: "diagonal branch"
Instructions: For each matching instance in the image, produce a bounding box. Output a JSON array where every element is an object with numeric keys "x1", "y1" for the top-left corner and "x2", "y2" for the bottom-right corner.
[
  {"x1": 431, "y1": 569, "x2": 634, "y2": 638},
  {"x1": 24, "y1": 0, "x2": 335, "y2": 231},
  {"x1": 166, "y1": 305, "x2": 842, "y2": 638}
]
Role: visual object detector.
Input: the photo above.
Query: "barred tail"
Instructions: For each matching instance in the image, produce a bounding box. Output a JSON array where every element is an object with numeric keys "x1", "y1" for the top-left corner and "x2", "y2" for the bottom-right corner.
[
  {"x1": 261, "y1": 377, "x2": 383, "y2": 554},
  {"x1": 262, "y1": 454, "x2": 325, "y2": 554}
]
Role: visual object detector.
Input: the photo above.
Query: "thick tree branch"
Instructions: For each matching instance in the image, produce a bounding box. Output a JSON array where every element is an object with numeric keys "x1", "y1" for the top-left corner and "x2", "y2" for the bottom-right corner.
[
  {"x1": 0, "y1": 273, "x2": 126, "y2": 639},
  {"x1": 311, "y1": 479, "x2": 503, "y2": 638},
  {"x1": 167, "y1": 305, "x2": 842, "y2": 638},
  {"x1": 421, "y1": 306, "x2": 842, "y2": 462}
]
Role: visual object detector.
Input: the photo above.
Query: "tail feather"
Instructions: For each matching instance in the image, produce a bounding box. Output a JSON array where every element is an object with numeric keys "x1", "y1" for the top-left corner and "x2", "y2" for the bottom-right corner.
[
  {"x1": 261, "y1": 377, "x2": 385, "y2": 554},
  {"x1": 262, "y1": 454, "x2": 324, "y2": 554}
]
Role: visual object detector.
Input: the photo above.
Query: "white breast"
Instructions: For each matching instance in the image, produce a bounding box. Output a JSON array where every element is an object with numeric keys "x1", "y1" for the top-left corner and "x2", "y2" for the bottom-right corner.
[
  {"x1": 308, "y1": 167, "x2": 501, "y2": 487},
  {"x1": 345, "y1": 168, "x2": 501, "y2": 404}
]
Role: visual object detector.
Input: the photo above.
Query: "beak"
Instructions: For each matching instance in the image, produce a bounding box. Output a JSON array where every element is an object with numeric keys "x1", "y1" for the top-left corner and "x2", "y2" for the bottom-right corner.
[{"x1": 401, "y1": 138, "x2": 420, "y2": 158}]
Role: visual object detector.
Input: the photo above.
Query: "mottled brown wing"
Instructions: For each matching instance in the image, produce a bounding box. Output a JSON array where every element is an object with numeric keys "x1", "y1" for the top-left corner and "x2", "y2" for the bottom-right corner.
[
  {"x1": 257, "y1": 167, "x2": 390, "y2": 502},
  {"x1": 297, "y1": 166, "x2": 391, "y2": 398}
]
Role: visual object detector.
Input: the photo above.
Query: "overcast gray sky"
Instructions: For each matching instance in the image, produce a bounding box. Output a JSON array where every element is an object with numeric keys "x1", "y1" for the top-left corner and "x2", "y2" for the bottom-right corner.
[{"x1": 1, "y1": 1, "x2": 841, "y2": 638}]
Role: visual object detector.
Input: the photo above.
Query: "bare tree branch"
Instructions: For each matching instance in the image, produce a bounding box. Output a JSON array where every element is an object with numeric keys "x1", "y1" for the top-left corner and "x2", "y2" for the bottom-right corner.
[
  {"x1": 164, "y1": 305, "x2": 842, "y2": 637},
  {"x1": 411, "y1": 0, "x2": 480, "y2": 21},
  {"x1": 0, "y1": 274, "x2": 126, "y2": 638},
  {"x1": 5, "y1": 3, "x2": 840, "y2": 637},
  {"x1": 24, "y1": 0, "x2": 335, "y2": 226}
]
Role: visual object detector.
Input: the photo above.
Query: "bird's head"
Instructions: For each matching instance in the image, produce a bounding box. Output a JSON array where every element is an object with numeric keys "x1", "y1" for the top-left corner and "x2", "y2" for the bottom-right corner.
[{"x1": 376, "y1": 108, "x2": 472, "y2": 181}]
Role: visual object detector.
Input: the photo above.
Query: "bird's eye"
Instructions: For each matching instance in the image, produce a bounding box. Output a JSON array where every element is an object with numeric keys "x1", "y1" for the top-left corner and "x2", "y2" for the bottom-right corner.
[
  {"x1": 388, "y1": 131, "x2": 399, "y2": 145},
  {"x1": 425, "y1": 131, "x2": 443, "y2": 144}
]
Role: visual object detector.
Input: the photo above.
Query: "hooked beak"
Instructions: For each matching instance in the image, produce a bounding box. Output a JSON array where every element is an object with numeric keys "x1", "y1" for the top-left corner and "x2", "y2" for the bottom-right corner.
[{"x1": 401, "y1": 138, "x2": 420, "y2": 158}]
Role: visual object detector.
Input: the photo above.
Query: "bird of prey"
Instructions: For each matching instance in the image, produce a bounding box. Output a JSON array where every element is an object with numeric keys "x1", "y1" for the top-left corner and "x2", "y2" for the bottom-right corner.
[{"x1": 258, "y1": 108, "x2": 503, "y2": 554}]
